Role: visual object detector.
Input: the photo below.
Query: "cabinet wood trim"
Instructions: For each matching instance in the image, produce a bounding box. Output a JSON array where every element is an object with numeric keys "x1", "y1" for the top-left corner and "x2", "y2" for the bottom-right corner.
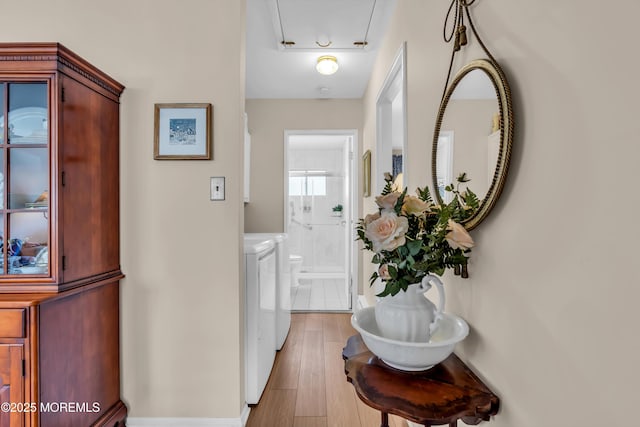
[
  {"x1": 0, "y1": 309, "x2": 26, "y2": 338},
  {"x1": 0, "y1": 43, "x2": 124, "y2": 98}
]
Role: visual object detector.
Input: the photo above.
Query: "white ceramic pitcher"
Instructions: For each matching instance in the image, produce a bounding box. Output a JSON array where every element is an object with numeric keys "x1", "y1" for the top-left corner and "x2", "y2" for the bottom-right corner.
[{"x1": 374, "y1": 274, "x2": 445, "y2": 343}]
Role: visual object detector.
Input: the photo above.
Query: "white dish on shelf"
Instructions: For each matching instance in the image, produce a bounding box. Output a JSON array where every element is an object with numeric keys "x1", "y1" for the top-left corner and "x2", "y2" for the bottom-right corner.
[
  {"x1": 4, "y1": 107, "x2": 48, "y2": 142},
  {"x1": 25, "y1": 202, "x2": 48, "y2": 209},
  {"x1": 351, "y1": 306, "x2": 469, "y2": 371},
  {"x1": 16, "y1": 266, "x2": 46, "y2": 274},
  {"x1": 34, "y1": 247, "x2": 48, "y2": 266}
]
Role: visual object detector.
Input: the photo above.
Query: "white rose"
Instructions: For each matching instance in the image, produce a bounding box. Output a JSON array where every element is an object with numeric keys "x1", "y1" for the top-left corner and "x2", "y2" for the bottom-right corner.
[
  {"x1": 365, "y1": 211, "x2": 409, "y2": 253},
  {"x1": 378, "y1": 264, "x2": 391, "y2": 280},
  {"x1": 445, "y1": 219, "x2": 474, "y2": 250},
  {"x1": 402, "y1": 195, "x2": 431, "y2": 216},
  {"x1": 375, "y1": 192, "x2": 401, "y2": 211},
  {"x1": 363, "y1": 212, "x2": 380, "y2": 226}
]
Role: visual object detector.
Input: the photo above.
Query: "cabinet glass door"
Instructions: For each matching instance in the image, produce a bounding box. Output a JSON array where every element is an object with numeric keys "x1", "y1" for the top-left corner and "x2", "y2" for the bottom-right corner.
[
  {"x1": 0, "y1": 85, "x2": 4, "y2": 145},
  {"x1": 1, "y1": 82, "x2": 49, "y2": 276}
]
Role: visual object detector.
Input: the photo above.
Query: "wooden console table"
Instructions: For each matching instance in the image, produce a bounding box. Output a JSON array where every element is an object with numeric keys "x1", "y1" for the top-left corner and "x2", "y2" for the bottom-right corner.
[{"x1": 343, "y1": 335, "x2": 499, "y2": 427}]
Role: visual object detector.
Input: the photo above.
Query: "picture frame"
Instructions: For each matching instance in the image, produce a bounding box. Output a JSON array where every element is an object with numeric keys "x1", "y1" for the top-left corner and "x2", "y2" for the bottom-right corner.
[
  {"x1": 363, "y1": 149, "x2": 371, "y2": 197},
  {"x1": 154, "y1": 103, "x2": 212, "y2": 160}
]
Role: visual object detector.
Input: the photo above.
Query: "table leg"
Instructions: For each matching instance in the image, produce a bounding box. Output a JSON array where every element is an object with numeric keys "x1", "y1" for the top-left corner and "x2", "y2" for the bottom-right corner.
[
  {"x1": 380, "y1": 412, "x2": 389, "y2": 427},
  {"x1": 449, "y1": 422, "x2": 457, "y2": 427}
]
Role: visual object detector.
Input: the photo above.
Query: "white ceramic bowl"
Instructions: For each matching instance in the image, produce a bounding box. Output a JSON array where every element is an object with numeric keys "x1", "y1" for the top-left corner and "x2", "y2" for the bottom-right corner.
[{"x1": 351, "y1": 306, "x2": 469, "y2": 371}]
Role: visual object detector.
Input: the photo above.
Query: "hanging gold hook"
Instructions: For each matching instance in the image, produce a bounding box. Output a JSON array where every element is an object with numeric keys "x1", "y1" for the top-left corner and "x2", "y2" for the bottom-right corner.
[{"x1": 458, "y1": 24, "x2": 468, "y2": 47}]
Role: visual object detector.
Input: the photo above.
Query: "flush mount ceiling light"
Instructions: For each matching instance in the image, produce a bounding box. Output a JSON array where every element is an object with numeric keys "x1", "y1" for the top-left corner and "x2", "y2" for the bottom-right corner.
[{"x1": 316, "y1": 55, "x2": 339, "y2": 75}]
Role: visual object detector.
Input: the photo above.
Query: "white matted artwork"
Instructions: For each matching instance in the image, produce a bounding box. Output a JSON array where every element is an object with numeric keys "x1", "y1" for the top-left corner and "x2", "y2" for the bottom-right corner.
[{"x1": 154, "y1": 103, "x2": 212, "y2": 160}]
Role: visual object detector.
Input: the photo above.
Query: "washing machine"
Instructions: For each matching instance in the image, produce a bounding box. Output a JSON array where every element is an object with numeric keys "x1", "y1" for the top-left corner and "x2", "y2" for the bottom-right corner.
[
  {"x1": 245, "y1": 233, "x2": 291, "y2": 350},
  {"x1": 243, "y1": 236, "x2": 277, "y2": 404}
]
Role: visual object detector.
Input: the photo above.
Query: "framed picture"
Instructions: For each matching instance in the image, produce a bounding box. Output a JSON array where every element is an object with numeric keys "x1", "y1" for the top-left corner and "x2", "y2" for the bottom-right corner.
[
  {"x1": 363, "y1": 149, "x2": 371, "y2": 197},
  {"x1": 154, "y1": 103, "x2": 212, "y2": 160}
]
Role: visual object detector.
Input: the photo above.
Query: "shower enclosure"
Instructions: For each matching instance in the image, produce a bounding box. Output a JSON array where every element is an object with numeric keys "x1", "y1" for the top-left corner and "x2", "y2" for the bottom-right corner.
[
  {"x1": 288, "y1": 170, "x2": 345, "y2": 274},
  {"x1": 285, "y1": 132, "x2": 353, "y2": 311}
]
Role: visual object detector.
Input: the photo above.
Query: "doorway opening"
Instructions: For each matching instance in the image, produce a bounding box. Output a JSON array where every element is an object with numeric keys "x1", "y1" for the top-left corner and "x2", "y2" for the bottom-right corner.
[
  {"x1": 376, "y1": 42, "x2": 408, "y2": 194},
  {"x1": 436, "y1": 130, "x2": 454, "y2": 203},
  {"x1": 284, "y1": 130, "x2": 357, "y2": 312}
]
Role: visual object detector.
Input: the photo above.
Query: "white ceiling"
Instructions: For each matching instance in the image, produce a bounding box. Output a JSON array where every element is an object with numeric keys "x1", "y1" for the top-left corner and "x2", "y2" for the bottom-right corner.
[{"x1": 246, "y1": 0, "x2": 398, "y2": 99}]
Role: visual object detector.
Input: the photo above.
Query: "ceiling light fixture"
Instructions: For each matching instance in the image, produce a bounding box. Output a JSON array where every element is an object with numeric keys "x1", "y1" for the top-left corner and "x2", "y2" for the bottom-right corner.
[{"x1": 316, "y1": 55, "x2": 339, "y2": 75}]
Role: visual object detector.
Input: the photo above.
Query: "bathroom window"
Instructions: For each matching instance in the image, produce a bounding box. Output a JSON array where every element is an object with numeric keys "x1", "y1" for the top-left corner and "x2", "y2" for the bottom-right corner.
[
  {"x1": 289, "y1": 177, "x2": 305, "y2": 196},
  {"x1": 288, "y1": 174, "x2": 327, "y2": 196}
]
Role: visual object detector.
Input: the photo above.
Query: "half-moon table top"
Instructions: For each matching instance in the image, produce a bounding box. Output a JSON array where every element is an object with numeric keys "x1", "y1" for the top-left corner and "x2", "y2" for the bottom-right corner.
[{"x1": 342, "y1": 334, "x2": 499, "y2": 426}]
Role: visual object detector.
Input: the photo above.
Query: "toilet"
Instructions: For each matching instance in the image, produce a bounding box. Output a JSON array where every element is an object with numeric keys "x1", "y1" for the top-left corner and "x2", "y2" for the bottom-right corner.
[{"x1": 289, "y1": 254, "x2": 303, "y2": 288}]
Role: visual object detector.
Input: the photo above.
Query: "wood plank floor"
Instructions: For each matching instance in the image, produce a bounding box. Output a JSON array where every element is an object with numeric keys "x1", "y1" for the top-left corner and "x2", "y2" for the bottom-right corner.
[{"x1": 247, "y1": 313, "x2": 408, "y2": 427}]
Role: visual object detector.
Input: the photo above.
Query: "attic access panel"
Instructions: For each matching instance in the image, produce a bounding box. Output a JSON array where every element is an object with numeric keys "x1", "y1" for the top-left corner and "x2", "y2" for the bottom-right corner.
[{"x1": 273, "y1": 0, "x2": 377, "y2": 49}]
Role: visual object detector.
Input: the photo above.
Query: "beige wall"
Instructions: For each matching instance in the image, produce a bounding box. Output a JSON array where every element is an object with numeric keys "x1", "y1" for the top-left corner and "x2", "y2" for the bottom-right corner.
[
  {"x1": 1, "y1": 0, "x2": 246, "y2": 419},
  {"x1": 244, "y1": 99, "x2": 362, "y2": 232},
  {"x1": 361, "y1": 0, "x2": 640, "y2": 425}
]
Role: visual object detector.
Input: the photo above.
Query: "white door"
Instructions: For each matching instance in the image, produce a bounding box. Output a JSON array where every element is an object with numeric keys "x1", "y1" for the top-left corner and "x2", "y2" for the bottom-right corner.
[{"x1": 284, "y1": 130, "x2": 357, "y2": 311}]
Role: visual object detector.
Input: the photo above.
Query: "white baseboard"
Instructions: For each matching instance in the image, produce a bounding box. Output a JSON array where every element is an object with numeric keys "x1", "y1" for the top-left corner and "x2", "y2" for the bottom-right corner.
[
  {"x1": 128, "y1": 405, "x2": 251, "y2": 427},
  {"x1": 240, "y1": 404, "x2": 251, "y2": 426},
  {"x1": 127, "y1": 419, "x2": 240, "y2": 427}
]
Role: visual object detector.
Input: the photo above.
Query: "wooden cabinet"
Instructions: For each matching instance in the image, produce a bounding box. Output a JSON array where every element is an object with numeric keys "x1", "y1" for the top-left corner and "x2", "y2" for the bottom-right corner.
[
  {"x1": 0, "y1": 343, "x2": 24, "y2": 427},
  {"x1": 0, "y1": 43, "x2": 127, "y2": 426}
]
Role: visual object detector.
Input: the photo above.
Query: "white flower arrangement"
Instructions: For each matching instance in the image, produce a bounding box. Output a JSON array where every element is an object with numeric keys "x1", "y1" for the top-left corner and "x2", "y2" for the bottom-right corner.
[{"x1": 356, "y1": 173, "x2": 479, "y2": 296}]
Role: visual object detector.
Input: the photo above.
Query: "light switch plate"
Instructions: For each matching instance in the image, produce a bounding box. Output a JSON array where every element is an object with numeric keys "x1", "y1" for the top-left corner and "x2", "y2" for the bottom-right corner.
[{"x1": 210, "y1": 177, "x2": 225, "y2": 201}]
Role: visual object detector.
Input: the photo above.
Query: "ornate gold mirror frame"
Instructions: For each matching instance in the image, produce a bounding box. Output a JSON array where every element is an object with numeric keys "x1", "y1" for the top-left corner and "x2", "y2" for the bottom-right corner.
[
  {"x1": 432, "y1": 58, "x2": 513, "y2": 230},
  {"x1": 431, "y1": 0, "x2": 514, "y2": 231}
]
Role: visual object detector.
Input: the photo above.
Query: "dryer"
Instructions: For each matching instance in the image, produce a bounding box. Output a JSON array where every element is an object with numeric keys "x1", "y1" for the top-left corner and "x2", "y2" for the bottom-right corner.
[
  {"x1": 245, "y1": 233, "x2": 291, "y2": 350},
  {"x1": 243, "y1": 236, "x2": 277, "y2": 404}
]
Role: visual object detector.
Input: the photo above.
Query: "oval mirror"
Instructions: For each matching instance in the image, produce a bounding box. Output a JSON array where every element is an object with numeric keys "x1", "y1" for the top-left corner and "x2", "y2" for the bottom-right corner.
[{"x1": 432, "y1": 58, "x2": 513, "y2": 230}]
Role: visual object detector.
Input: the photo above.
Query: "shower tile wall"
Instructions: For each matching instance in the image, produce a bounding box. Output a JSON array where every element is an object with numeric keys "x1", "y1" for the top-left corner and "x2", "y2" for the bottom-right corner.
[{"x1": 288, "y1": 146, "x2": 345, "y2": 274}]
